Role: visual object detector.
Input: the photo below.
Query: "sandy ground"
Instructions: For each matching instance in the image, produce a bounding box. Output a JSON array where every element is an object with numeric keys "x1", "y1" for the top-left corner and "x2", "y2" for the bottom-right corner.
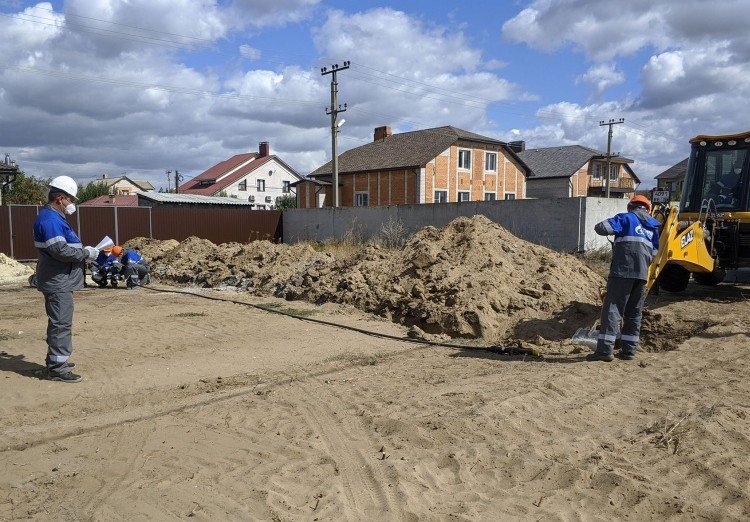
[{"x1": 1, "y1": 279, "x2": 749, "y2": 520}]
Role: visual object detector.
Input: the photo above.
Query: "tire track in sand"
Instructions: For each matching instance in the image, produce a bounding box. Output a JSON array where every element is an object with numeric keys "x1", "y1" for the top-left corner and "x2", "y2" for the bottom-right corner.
[
  {"x1": 294, "y1": 379, "x2": 404, "y2": 520},
  {"x1": 77, "y1": 416, "x2": 150, "y2": 517}
]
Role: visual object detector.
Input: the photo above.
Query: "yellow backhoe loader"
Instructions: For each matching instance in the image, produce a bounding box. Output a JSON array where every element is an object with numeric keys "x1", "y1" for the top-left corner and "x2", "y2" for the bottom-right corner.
[{"x1": 653, "y1": 130, "x2": 750, "y2": 291}]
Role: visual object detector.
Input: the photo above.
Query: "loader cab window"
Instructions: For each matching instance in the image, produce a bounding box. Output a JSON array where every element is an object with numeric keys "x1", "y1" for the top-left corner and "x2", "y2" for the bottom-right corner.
[
  {"x1": 684, "y1": 145, "x2": 748, "y2": 212},
  {"x1": 703, "y1": 149, "x2": 746, "y2": 210}
]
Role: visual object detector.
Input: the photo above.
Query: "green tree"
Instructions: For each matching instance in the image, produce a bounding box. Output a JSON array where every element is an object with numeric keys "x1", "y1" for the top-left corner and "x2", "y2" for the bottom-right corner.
[
  {"x1": 3, "y1": 171, "x2": 49, "y2": 205},
  {"x1": 77, "y1": 181, "x2": 110, "y2": 203},
  {"x1": 274, "y1": 194, "x2": 296, "y2": 211}
]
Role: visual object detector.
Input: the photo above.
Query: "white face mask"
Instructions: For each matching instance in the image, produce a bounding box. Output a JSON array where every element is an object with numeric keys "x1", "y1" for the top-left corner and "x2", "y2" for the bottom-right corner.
[{"x1": 64, "y1": 203, "x2": 77, "y2": 215}]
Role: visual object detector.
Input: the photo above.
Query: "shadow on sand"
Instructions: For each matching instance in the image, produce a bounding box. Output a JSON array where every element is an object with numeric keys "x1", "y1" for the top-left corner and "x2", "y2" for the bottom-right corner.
[{"x1": 0, "y1": 351, "x2": 46, "y2": 379}]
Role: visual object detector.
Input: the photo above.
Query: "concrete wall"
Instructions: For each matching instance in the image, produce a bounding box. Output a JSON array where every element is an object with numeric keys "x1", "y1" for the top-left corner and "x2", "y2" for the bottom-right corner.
[
  {"x1": 284, "y1": 197, "x2": 626, "y2": 253},
  {"x1": 526, "y1": 177, "x2": 570, "y2": 199},
  {"x1": 582, "y1": 197, "x2": 629, "y2": 251}
]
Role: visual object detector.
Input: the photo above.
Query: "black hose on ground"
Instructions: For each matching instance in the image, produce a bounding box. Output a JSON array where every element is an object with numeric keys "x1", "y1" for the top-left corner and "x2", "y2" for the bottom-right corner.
[{"x1": 140, "y1": 284, "x2": 541, "y2": 357}]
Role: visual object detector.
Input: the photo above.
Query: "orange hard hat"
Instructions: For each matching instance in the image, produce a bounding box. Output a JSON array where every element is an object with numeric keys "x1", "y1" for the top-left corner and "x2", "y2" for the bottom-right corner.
[
  {"x1": 628, "y1": 195, "x2": 651, "y2": 211},
  {"x1": 112, "y1": 245, "x2": 123, "y2": 256}
]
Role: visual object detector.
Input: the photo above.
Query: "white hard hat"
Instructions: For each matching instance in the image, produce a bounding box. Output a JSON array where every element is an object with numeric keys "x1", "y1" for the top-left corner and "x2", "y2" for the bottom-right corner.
[{"x1": 49, "y1": 175, "x2": 78, "y2": 200}]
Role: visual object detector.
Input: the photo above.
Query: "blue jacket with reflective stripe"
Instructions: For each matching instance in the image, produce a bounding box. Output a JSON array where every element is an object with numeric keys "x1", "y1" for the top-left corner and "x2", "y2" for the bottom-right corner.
[
  {"x1": 33, "y1": 205, "x2": 87, "y2": 293},
  {"x1": 122, "y1": 249, "x2": 145, "y2": 265},
  {"x1": 595, "y1": 209, "x2": 660, "y2": 280}
]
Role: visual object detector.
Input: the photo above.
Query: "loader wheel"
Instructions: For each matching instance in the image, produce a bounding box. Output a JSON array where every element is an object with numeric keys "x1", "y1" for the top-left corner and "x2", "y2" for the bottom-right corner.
[
  {"x1": 693, "y1": 267, "x2": 726, "y2": 286},
  {"x1": 658, "y1": 264, "x2": 690, "y2": 292}
]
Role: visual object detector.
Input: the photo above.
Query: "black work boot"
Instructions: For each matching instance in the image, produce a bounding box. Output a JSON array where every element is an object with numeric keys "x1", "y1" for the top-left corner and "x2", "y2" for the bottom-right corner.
[
  {"x1": 615, "y1": 352, "x2": 635, "y2": 361},
  {"x1": 47, "y1": 371, "x2": 83, "y2": 383},
  {"x1": 585, "y1": 352, "x2": 614, "y2": 362}
]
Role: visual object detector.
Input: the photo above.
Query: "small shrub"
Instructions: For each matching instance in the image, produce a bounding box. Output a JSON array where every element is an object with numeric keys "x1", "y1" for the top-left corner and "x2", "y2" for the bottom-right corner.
[{"x1": 377, "y1": 217, "x2": 407, "y2": 249}]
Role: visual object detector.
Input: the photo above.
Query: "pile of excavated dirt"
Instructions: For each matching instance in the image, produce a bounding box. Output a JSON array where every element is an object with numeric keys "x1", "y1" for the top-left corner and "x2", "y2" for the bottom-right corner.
[
  {"x1": 0, "y1": 254, "x2": 34, "y2": 284},
  {"x1": 123, "y1": 237, "x2": 179, "y2": 261},
  {"x1": 130, "y1": 216, "x2": 608, "y2": 344}
]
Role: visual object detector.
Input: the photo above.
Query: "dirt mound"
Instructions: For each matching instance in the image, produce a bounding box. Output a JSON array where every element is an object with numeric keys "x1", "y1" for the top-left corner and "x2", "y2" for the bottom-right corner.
[
  {"x1": 123, "y1": 237, "x2": 179, "y2": 261},
  {"x1": 145, "y1": 216, "x2": 606, "y2": 343},
  {"x1": 280, "y1": 216, "x2": 604, "y2": 342},
  {"x1": 0, "y1": 254, "x2": 34, "y2": 284},
  {"x1": 640, "y1": 310, "x2": 719, "y2": 352}
]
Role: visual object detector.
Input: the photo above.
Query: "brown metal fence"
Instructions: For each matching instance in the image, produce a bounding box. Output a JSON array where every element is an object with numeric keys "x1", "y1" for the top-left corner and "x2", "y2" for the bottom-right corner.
[{"x1": 0, "y1": 205, "x2": 282, "y2": 260}]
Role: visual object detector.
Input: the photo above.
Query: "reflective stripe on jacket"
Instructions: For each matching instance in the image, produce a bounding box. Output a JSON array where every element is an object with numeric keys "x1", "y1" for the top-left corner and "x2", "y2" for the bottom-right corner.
[
  {"x1": 33, "y1": 205, "x2": 87, "y2": 293},
  {"x1": 595, "y1": 208, "x2": 660, "y2": 280}
]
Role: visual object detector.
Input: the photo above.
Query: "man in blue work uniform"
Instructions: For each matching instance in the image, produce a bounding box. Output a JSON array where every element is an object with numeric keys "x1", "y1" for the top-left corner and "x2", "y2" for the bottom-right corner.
[
  {"x1": 33, "y1": 176, "x2": 99, "y2": 382},
  {"x1": 586, "y1": 195, "x2": 660, "y2": 362},
  {"x1": 111, "y1": 245, "x2": 151, "y2": 287},
  {"x1": 91, "y1": 249, "x2": 116, "y2": 287}
]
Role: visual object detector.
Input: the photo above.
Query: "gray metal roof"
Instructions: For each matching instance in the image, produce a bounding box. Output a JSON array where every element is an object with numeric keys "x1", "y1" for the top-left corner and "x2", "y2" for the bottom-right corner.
[
  {"x1": 136, "y1": 191, "x2": 255, "y2": 206},
  {"x1": 310, "y1": 126, "x2": 525, "y2": 177},
  {"x1": 518, "y1": 145, "x2": 635, "y2": 180},
  {"x1": 654, "y1": 158, "x2": 688, "y2": 180}
]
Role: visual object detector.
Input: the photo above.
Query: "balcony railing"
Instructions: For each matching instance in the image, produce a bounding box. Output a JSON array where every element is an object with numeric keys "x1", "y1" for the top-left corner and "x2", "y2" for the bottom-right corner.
[{"x1": 588, "y1": 177, "x2": 636, "y2": 190}]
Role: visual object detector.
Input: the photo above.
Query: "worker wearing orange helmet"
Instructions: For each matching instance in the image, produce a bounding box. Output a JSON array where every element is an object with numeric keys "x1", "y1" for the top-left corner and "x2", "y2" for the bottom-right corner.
[
  {"x1": 111, "y1": 245, "x2": 151, "y2": 287},
  {"x1": 587, "y1": 194, "x2": 660, "y2": 362}
]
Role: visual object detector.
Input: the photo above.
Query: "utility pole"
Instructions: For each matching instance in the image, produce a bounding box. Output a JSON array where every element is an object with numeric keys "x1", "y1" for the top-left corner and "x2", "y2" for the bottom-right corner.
[
  {"x1": 321, "y1": 61, "x2": 349, "y2": 207},
  {"x1": 166, "y1": 170, "x2": 172, "y2": 193},
  {"x1": 0, "y1": 154, "x2": 19, "y2": 206},
  {"x1": 599, "y1": 118, "x2": 624, "y2": 198},
  {"x1": 174, "y1": 170, "x2": 183, "y2": 194}
]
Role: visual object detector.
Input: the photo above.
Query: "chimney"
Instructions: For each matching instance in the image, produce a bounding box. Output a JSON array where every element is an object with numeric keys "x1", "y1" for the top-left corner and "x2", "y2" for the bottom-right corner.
[
  {"x1": 374, "y1": 126, "x2": 392, "y2": 142},
  {"x1": 259, "y1": 141, "x2": 270, "y2": 157},
  {"x1": 508, "y1": 140, "x2": 526, "y2": 153}
]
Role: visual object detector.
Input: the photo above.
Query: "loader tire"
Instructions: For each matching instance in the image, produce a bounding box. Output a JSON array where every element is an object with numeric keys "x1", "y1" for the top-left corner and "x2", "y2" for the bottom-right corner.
[
  {"x1": 693, "y1": 267, "x2": 726, "y2": 286},
  {"x1": 658, "y1": 264, "x2": 690, "y2": 292}
]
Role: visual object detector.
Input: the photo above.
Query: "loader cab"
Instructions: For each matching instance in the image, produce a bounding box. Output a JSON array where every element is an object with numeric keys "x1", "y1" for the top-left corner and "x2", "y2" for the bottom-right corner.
[
  {"x1": 680, "y1": 131, "x2": 750, "y2": 267},
  {"x1": 681, "y1": 136, "x2": 750, "y2": 213}
]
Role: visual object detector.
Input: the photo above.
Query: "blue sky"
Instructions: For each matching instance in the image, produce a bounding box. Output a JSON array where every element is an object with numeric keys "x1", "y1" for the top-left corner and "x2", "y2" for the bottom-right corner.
[{"x1": 1, "y1": 0, "x2": 748, "y2": 189}]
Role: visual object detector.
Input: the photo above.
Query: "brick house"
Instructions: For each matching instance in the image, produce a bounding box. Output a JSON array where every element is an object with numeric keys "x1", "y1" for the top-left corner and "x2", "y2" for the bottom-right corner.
[
  {"x1": 518, "y1": 145, "x2": 640, "y2": 199},
  {"x1": 294, "y1": 126, "x2": 530, "y2": 208},
  {"x1": 654, "y1": 158, "x2": 688, "y2": 200},
  {"x1": 179, "y1": 142, "x2": 302, "y2": 209}
]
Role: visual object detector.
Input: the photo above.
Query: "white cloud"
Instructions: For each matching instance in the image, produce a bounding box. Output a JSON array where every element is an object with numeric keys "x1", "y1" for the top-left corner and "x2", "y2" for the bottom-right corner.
[
  {"x1": 502, "y1": 0, "x2": 750, "y2": 185},
  {"x1": 0, "y1": 4, "x2": 529, "y2": 188},
  {"x1": 312, "y1": 8, "x2": 529, "y2": 136},
  {"x1": 577, "y1": 63, "x2": 625, "y2": 93},
  {"x1": 239, "y1": 44, "x2": 262, "y2": 60}
]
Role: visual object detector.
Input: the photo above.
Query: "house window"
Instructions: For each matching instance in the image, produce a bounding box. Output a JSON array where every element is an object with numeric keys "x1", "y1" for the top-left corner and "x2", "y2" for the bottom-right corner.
[
  {"x1": 609, "y1": 165, "x2": 619, "y2": 181},
  {"x1": 504, "y1": 193, "x2": 516, "y2": 200},
  {"x1": 593, "y1": 164, "x2": 602, "y2": 180},
  {"x1": 458, "y1": 191, "x2": 470, "y2": 202},
  {"x1": 485, "y1": 152, "x2": 497, "y2": 172},
  {"x1": 355, "y1": 192, "x2": 369, "y2": 207},
  {"x1": 484, "y1": 193, "x2": 496, "y2": 201},
  {"x1": 257, "y1": 179, "x2": 265, "y2": 191},
  {"x1": 238, "y1": 180, "x2": 247, "y2": 191},
  {"x1": 434, "y1": 190, "x2": 448, "y2": 203},
  {"x1": 282, "y1": 180, "x2": 290, "y2": 193},
  {"x1": 458, "y1": 149, "x2": 472, "y2": 170}
]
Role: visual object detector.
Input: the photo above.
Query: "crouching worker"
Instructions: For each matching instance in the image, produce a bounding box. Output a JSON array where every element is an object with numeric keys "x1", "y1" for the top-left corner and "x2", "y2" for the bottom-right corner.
[
  {"x1": 586, "y1": 195, "x2": 660, "y2": 362},
  {"x1": 91, "y1": 248, "x2": 115, "y2": 287},
  {"x1": 33, "y1": 176, "x2": 99, "y2": 383},
  {"x1": 112, "y1": 245, "x2": 151, "y2": 287}
]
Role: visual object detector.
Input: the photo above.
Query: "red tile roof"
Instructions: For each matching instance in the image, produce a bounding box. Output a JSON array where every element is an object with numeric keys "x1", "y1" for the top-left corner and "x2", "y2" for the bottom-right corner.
[
  {"x1": 80, "y1": 194, "x2": 139, "y2": 206},
  {"x1": 179, "y1": 153, "x2": 277, "y2": 196}
]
